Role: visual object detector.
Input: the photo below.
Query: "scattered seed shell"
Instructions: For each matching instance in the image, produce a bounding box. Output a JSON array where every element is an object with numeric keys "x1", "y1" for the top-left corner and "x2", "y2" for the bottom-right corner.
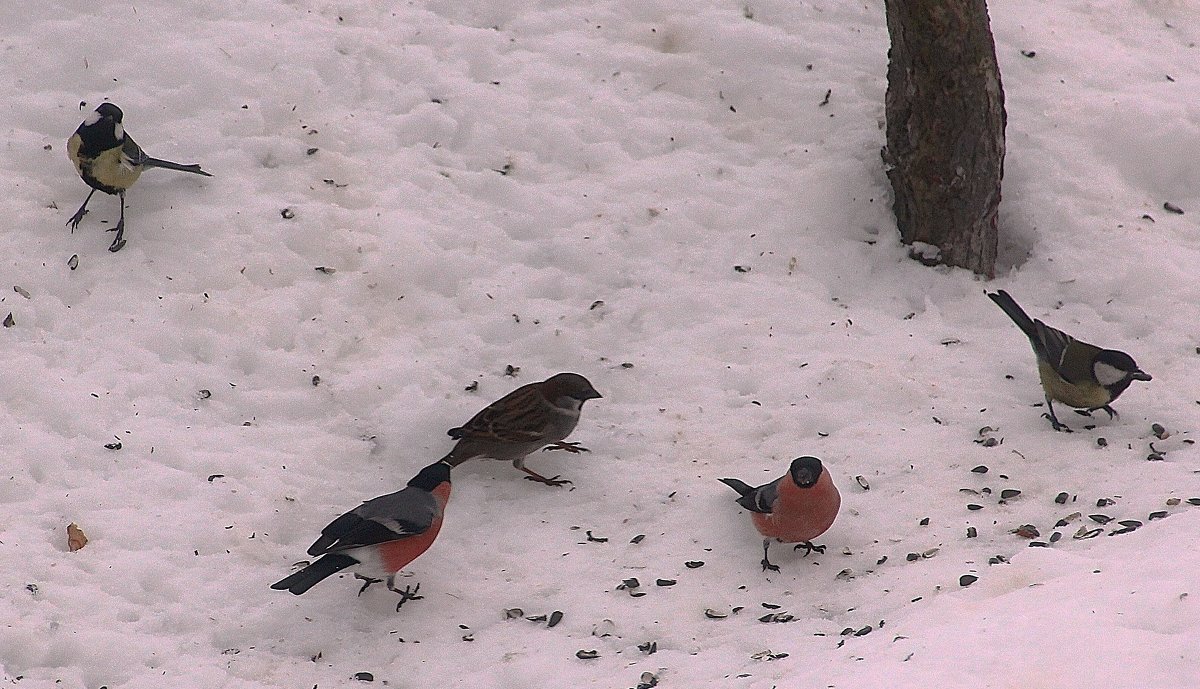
[
  {"x1": 1187, "y1": 498, "x2": 1200, "y2": 506},
  {"x1": 1089, "y1": 514, "x2": 1113, "y2": 524},
  {"x1": 1000, "y1": 489, "x2": 1022, "y2": 500},
  {"x1": 971, "y1": 465, "x2": 989, "y2": 474},
  {"x1": 959, "y1": 574, "x2": 978, "y2": 587},
  {"x1": 1054, "y1": 492, "x2": 1070, "y2": 504},
  {"x1": 655, "y1": 579, "x2": 676, "y2": 587},
  {"x1": 704, "y1": 608, "x2": 729, "y2": 619},
  {"x1": 855, "y1": 475, "x2": 870, "y2": 490},
  {"x1": 637, "y1": 671, "x2": 659, "y2": 689},
  {"x1": 684, "y1": 560, "x2": 704, "y2": 568},
  {"x1": 68, "y1": 254, "x2": 80, "y2": 270},
  {"x1": 1014, "y1": 525, "x2": 1039, "y2": 538},
  {"x1": 66, "y1": 523, "x2": 88, "y2": 551},
  {"x1": 1118, "y1": 520, "x2": 1143, "y2": 529},
  {"x1": 1149, "y1": 511, "x2": 1168, "y2": 521},
  {"x1": 548, "y1": 610, "x2": 564, "y2": 628},
  {"x1": 967, "y1": 504, "x2": 983, "y2": 511},
  {"x1": 1152, "y1": 423, "x2": 1168, "y2": 439},
  {"x1": 504, "y1": 608, "x2": 524, "y2": 619},
  {"x1": 14, "y1": 286, "x2": 30, "y2": 299},
  {"x1": 576, "y1": 650, "x2": 600, "y2": 660},
  {"x1": 1163, "y1": 201, "x2": 1184, "y2": 214},
  {"x1": 966, "y1": 526, "x2": 978, "y2": 538},
  {"x1": 1049, "y1": 532, "x2": 1062, "y2": 543},
  {"x1": 352, "y1": 672, "x2": 374, "y2": 682}
]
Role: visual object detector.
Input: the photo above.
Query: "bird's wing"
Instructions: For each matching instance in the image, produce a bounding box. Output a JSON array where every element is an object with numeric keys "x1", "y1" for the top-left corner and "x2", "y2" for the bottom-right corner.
[
  {"x1": 453, "y1": 384, "x2": 551, "y2": 443},
  {"x1": 1032, "y1": 319, "x2": 1079, "y2": 377},
  {"x1": 306, "y1": 487, "x2": 438, "y2": 555},
  {"x1": 120, "y1": 135, "x2": 149, "y2": 170},
  {"x1": 736, "y1": 477, "x2": 781, "y2": 514}
]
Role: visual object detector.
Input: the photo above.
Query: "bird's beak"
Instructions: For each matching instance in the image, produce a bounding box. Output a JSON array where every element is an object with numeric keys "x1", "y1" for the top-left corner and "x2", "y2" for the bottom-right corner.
[
  {"x1": 1131, "y1": 371, "x2": 1152, "y2": 381},
  {"x1": 586, "y1": 389, "x2": 603, "y2": 400}
]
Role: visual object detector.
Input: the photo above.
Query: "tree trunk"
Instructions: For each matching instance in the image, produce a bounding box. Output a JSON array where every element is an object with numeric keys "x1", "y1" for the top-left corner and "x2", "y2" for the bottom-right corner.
[{"x1": 883, "y1": 0, "x2": 1006, "y2": 278}]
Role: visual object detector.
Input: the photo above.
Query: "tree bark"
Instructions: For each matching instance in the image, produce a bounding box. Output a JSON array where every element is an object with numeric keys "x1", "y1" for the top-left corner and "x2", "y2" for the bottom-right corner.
[{"x1": 883, "y1": 0, "x2": 1006, "y2": 278}]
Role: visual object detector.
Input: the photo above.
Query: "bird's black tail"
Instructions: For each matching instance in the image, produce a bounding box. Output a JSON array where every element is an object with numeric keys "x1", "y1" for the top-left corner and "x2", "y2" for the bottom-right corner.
[
  {"x1": 271, "y1": 553, "x2": 358, "y2": 595},
  {"x1": 143, "y1": 156, "x2": 213, "y2": 177},
  {"x1": 718, "y1": 477, "x2": 753, "y2": 497},
  {"x1": 987, "y1": 290, "x2": 1039, "y2": 342}
]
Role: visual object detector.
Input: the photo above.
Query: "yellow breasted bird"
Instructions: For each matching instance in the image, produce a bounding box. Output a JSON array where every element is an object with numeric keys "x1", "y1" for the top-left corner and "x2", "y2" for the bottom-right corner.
[
  {"x1": 987, "y1": 290, "x2": 1151, "y2": 432},
  {"x1": 67, "y1": 103, "x2": 211, "y2": 252}
]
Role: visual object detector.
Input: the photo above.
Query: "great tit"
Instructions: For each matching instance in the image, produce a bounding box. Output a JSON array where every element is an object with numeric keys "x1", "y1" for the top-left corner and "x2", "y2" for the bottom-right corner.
[
  {"x1": 66, "y1": 103, "x2": 212, "y2": 252},
  {"x1": 987, "y1": 289, "x2": 1151, "y2": 432}
]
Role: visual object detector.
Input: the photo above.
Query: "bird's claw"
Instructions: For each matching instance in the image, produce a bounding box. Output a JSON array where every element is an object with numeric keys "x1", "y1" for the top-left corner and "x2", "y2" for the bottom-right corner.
[
  {"x1": 393, "y1": 583, "x2": 423, "y2": 611},
  {"x1": 542, "y1": 441, "x2": 590, "y2": 454},
  {"x1": 1043, "y1": 413, "x2": 1072, "y2": 433},
  {"x1": 354, "y1": 573, "x2": 383, "y2": 596},
  {"x1": 523, "y1": 474, "x2": 573, "y2": 487},
  {"x1": 760, "y1": 559, "x2": 780, "y2": 573},
  {"x1": 794, "y1": 541, "x2": 826, "y2": 557}
]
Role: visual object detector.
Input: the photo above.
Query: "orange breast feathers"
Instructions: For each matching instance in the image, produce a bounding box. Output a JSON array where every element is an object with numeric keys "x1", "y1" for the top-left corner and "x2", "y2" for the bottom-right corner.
[
  {"x1": 378, "y1": 482, "x2": 451, "y2": 573},
  {"x1": 750, "y1": 469, "x2": 840, "y2": 543}
]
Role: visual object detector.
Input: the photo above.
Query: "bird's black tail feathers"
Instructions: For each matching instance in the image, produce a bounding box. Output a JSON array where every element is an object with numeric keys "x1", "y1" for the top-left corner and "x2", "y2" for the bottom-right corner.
[
  {"x1": 271, "y1": 553, "x2": 357, "y2": 595},
  {"x1": 987, "y1": 290, "x2": 1039, "y2": 342},
  {"x1": 718, "y1": 477, "x2": 754, "y2": 497},
  {"x1": 143, "y1": 156, "x2": 213, "y2": 177}
]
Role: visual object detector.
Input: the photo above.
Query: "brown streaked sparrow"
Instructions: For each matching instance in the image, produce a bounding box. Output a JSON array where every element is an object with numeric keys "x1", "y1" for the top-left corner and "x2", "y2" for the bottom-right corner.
[{"x1": 441, "y1": 372, "x2": 602, "y2": 486}]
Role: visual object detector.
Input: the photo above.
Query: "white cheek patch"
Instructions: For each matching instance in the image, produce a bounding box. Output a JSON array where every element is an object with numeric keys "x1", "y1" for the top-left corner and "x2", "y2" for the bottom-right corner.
[
  {"x1": 1094, "y1": 361, "x2": 1128, "y2": 387},
  {"x1": 83, "y1": 110, "x2": 102, "y2": 126},
  {"x1": 113, "y1": 121, "x2": 124, "y2": 140}
]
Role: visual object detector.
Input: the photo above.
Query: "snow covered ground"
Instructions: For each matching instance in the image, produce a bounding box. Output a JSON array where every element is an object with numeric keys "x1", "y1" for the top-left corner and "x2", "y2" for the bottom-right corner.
[{"x1": 2, "y1": 1, "x2": 1199, "y2": 687}]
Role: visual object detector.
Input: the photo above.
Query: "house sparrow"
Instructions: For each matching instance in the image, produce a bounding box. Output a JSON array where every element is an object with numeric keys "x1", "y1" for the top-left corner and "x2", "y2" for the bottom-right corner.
[
  {"x1": 441, "y1": 372, "x2": 602, "y2": 486},
  {"x1": 988, "y1": 290, "x2": 1151, "y2": 432},
  {"x1": 719, "y1": 456, "x2": 841, "y2": 572},
  {"x1": 67, "y1": 103, "x2": 212, "y2": 252},
  {"x1": 271, "y1": 460, "x2": 451, "y2": 610}
]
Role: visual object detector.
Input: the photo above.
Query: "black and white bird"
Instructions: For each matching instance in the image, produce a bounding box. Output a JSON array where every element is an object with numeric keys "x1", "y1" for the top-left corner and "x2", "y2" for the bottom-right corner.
[
  {"x1": 66, "y1": 103, "x2": 212, "y2": 252},
  {"x1": 987, "y1": 290, "x2": 1151, "y2": 432}
]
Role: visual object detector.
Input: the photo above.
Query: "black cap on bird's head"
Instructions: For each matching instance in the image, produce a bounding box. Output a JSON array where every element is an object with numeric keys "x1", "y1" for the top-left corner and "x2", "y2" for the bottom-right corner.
[
  {"x1": 1093, "y1": 349, "x2": 1151, "y2": 391},
  {"x1": 407, "y1": 461, "x2": 452, "y2": 490},
  {"x1": 788, "y1": 456, "x2": 824, "y2": 488},
  {"x1": 94, "y1": 103, "x2": 124, "y2": 122}
]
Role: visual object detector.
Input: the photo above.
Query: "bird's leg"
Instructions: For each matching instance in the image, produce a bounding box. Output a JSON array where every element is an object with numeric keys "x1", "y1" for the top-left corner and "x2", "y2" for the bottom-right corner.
[
  {"x1": 1073, "y1": 408, "x2": 1093, "y2": 417},
  {"x1": 519, "y1": 464, "x2": 573, "y2": 487},
  {"x1": 793, "y1": 541, "x2": 826, "y2": 557},
  {"x1": 354, "y1": 573, "x2": 383, "y2": 596},
  {"x1": 542, "y1": 441, "x2": 590, "y2": 454},
  {"x1": 66, "y1": 189, "x2": 96, "y2": 231},
  {"x1": 1042, "y1": 397, "x2": 1071, "y2": 432},
  {"x1": 1096, "y1": 405, "x2": 1118, "y2": 421},
  {"x1": 108, "y1": 192, "x2": 127, "y2": 252},
  {"x1": 386, "y1": 577, "x2": 423, "y2": 611},
  {"x1": 760, "y1": 539, "x2": 780, "y2": 573}
]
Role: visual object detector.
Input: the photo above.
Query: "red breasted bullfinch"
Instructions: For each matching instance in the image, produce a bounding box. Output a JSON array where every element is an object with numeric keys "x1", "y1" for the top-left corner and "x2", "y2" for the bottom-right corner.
[
  {"x1": 719, "y1": 456, "x2": 841, "y2": 572},
  {"x1": 441, "y1": 372, "x2": 602, "y2": 486},
  {"x1": 271, "y1": 460, "x2": 451, "y2": 609}
]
